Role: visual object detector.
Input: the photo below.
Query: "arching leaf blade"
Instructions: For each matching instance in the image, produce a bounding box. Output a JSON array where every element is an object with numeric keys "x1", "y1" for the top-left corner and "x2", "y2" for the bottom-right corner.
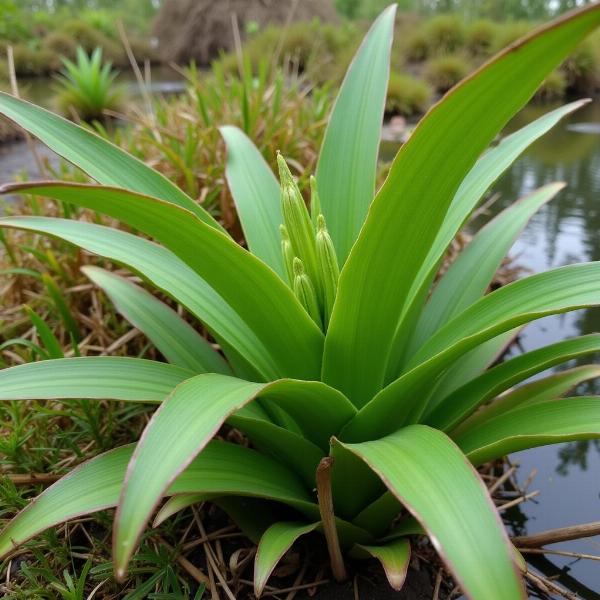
[
  {"x1": 0, "y1": 357, "x2": 193, "y2": 402},
  {"x1": 1, "y1": 184, "x2": 323, "y2": 380},
  {"x1": 254, "y1": 521, "x2": 319, "y2": 598},
  {"x1": 410, "y1": 183, "x2": 564, "y2": 352},
  {"x1": 386, "y1": 100, "x2": 589, "y2": 379},
  {"x1": 457, "y1": 397, "x2": 600, "y2": 466},
  {"x1": 323, "y1": 5, "x2": 600, "y2": 408},
  {"x1": 338, "y1": 426, "x2": 525, "y2": 599},
  {"x1": 350, "y1": 538, "x2": 411, "y2": 591},
  {"x1": 114, "y1": 374, "x2": 344, "y2": 577},
  {"x1": 0, "y1": 440, "x2": 318, "y2": 561},
  {"x1": 427, "y1": 333, "x2": 600, "y2": 431},
  {"x1": 83, "y1": 266, "x2": 230, "y2": 375},
  {"x1": 343, "y1": 267, "x2": 600, "y2": 442},
  {"x1": 221, "y1": 126, "x2": 284, "y2": 278},
  {"x1": 0, "y1": 216, "x2": 271, "y2": 379},
  {"x1": 316, "y1": 5, "x2": 396, "y2": 263},
  {"x1": 0, "y1": 92, "x2": 223, "y2": 230}
]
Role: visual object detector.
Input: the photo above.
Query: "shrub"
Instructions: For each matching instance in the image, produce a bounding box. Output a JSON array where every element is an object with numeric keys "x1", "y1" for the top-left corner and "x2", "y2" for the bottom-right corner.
[
  {"x1": 466, "y1": 19, "x2": 499, "y2": 56},
  {"x1": 55, "y1": 47, "x2": 125, "y2": 121},
  {"x1": 58, "y1": 19, "x2": 124, "y2": 65},
  {"x1": 493, "y1": 21, "x2": 532, "y2": 51},
  {"x1": 425, "y1": 53, "x2": 471, "y2": 92},
  {"x1": 386, "y1": 72, "x2": 433, "y2": 116},
  {"x1": 536, "y1": 69, "x2": 568, "y2": 101},
  {"x1": 2, "y1": 5, "x2": 600, "y2": 599},
  {"x1": 561, "y1": 39, "x2": 600, "y2": 93},
  {"x1": 423, "y1": 14, "x2": 466, "y2": 53},
  {"x1": 404, "y1": 28, "x2": 430, "y2": 61},
  {"x1": 42, "y1": 31, "x2": 79, "y2": 69},
  {"x1": 10, "y1": 43, "x2": 53, "y2": 76},
  {"x1": 404, "y1": 14, "x2": 465, "y2": 62}
]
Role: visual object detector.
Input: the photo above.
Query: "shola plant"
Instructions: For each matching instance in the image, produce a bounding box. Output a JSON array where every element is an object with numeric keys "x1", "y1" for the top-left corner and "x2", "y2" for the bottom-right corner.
[{"x1": 1, "y1": 4, "x2": 600, "y2": 598}]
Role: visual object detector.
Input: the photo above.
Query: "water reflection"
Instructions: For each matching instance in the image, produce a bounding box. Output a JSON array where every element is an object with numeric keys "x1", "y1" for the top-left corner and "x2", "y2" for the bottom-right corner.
[{"x1": 490, "y1": 101, "x2": 600, "y2": 596}]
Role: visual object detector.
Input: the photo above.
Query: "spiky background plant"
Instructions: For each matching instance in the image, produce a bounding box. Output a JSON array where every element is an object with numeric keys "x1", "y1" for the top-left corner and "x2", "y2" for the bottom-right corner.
[
  {"x1": 55, "y1": 46, "x2": 124, "y2": 121},
  {"x1": 1, "y1": 4, "x2": 600, "y2": 598}
]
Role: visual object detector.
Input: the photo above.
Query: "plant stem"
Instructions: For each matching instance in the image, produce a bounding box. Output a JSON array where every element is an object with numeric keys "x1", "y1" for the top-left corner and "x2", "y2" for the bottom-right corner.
[
  {"x1": 512, "y1": 520, "x2": 600, "y2": 548},
  {"x1": 316, "y1": 457, "x2": 347, "y2": 583}
]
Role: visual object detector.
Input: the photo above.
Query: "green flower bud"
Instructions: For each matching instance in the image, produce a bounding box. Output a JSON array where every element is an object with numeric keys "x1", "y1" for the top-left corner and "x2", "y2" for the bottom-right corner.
[
  {"x1": 310, "y1": 175, "x2": 321, "y2": 229},
  {"x1": 293, "y1": 257, "x2": 323, "y2": 329},
  {"x1": 277, "y1": 153, "x2": 321, "y2": 298},
  {"x1": 316, "y1": 214, "x2": 339, "y2": 328},
  {"x1": 280, "y1": 224, "x2": 295, "y2": 287}
]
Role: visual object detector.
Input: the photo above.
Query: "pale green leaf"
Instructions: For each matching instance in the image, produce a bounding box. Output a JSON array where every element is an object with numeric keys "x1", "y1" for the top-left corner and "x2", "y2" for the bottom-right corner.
[
  {"x1": 1, "y1": 184, "x2": 324, "y2": 379},
  {"x1": 410, "y1": 183, "x2": 564, "y2": 351},
  {"x1": 152, "y1": 494, "x2": 213, "y2": 528},
  {"x1": 228, "y1": 413, "x2": 324, "y2": 488},
  {"x1": 429, "y1": 330, "x2": 521, "y2": 402},
  {"x1": 338, "y1": 426, "x2": 525, "y2": 599},
  {"x1": 456, "y1": 397, "x2": 600, "y2": 466},
  {"x1": 83, "y1": 266, "x2": 230, "y2": 374},
  {"x1": 344, "y1": 267, "x2": 600, "y2": 442},
  {"x1": 455, "y1": 365, "x2": 600, "y2": 437},
  {"x1": 0, "y1": 92, "x2": 222, "y2": 229},
  {"x1": 0, "y1": 216, "x2": 273, "y2": 379},
  {"x1": 0, "y1": 357, "x2": 193, "y2": 402},
  {"x1": 386, "y1": 101, "x2": 588, "y2": 378},
  {"x1": 323, "y1": 6, "x2": 600, "y2": 407},
  {"x1": 114, "y1": 375, "x2": 346, "y2": 575},
  {"x1": 0, "y1": 441, "x2": 318, "y2": 560},
  {"x1": 351, "y1": 538, "x2": 410, "y2": 591},
  {"x1": 316, "y1": 5, "x2": 396, "y2": 262},
  {"x1": 426, "y1": 333, "x2": 600, "y2": 431},
  {"x1": 221, "y1": 126, "x2": 284, "y2": 278},
  {"x1": 254, "y1": 522, "x2": 319, "y2": 597}
]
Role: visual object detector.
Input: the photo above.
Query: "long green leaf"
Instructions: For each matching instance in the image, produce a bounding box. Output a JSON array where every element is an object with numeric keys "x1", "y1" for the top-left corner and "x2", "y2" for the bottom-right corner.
[
  {"x1": 0, "y1": 440, "x2": 317, "y2": 560},
  {"x1": 385, "y1": 100, "x2": 588, "y2": 379},
  {"x1": 220, "y1": 126, "x2": 284, "y2": 278},
  {"x1": 455, "y1": 365, "x2": 600, "y2": 437},
  {"x1": 489, "y1": 365, "x2": 600, "y2": 412},
  {"x1": 338, "y1": 426, "x2": 525, "y2": 599},
  {"x1": 426, "y1": 333, "x2": 600, "y2": 431},
  {"x1": 254, "y1": 522, "x2": 319, "y2": 597},
  {"x1": 0, "y1": 357, "x2": 193, "y2": 401},
  {"x1": 410, "y1": 183, "x2": 564, "y2": 352},
  {"x1": 0, "y1": 92, "x2": 222, "y2": 229},
  {"x1": 152, "y1": 494, "x2": 214, "y2": 528},
  {"x1": 25, "y1": 306, "x2": 64, "y2": 359},
  {"x1": 350, "y1": 539, "x2": 410, "y2": 591},
  {"x1": 323, "y1": 5, "x2": 600, "y2": 408},
  {"x1": 83, "y1": 266, "x2": 230, "y2": 374},
  {"x1": 344, "y1": 266, "x2": 600, "y2": 441},
  {"x1": 409, "y1": 265, "x2": 600, "y2": 370},
  {"x1": 428, "y1": 330, "x2": 520, "y2": 402},
  {"x1": 228, "y1": 413, "x2": 324, "y2": 488},
  {"x1": 1, "y1": 184, "x2": 324, "y2": 379},
  {"x1": 316, "y1": 5, "x2": 396, "y2": 263},
  {"x1": 114, "y1": 374, "x2": 347, "y2": 576},
  {"x1": 0, "y1": 216, "x2": 272, "y2": 379},
  {"x1": 456, "y1": 397, "x2": 600, "y2": 466}
]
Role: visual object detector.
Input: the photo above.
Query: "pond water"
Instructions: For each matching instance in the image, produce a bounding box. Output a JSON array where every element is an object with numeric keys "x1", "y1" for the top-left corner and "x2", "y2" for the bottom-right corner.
[{"x1": 0, "y1": 92, "x2": 599, "y2": 596}]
